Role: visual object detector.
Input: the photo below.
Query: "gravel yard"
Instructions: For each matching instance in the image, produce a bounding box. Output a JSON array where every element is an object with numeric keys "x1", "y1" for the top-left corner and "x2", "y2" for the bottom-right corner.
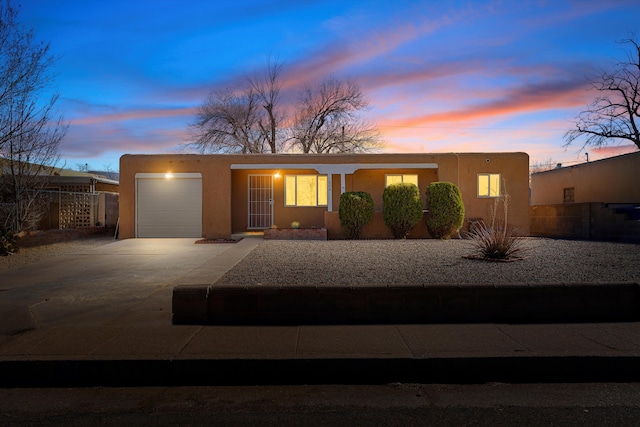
[
  {"x1": 2, "y1": 236, "x2": 639, "y2": 285},
  {"x1": 216, "y1": 238, "x2": 640, "y2": 285}
]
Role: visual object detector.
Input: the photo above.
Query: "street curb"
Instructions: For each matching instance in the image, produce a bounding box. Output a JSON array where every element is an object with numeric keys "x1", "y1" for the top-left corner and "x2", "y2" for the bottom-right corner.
[{"x1": 2, "y1": 356, "x2": 640, "y2": 387}]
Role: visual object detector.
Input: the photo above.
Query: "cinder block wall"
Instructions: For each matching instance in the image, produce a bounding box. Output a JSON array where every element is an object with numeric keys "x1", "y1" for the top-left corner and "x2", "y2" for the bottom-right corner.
[{"x1": 531, "y1": 203, "x2": 640, "y2": 242}]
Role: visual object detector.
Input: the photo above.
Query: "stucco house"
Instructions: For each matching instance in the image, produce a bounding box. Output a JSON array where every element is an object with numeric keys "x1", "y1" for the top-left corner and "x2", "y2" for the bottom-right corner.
[
  {"x1": 530, "y1": 150, "x2": 640, "y2": 241},
  {"x1": 118, "y1": 152, "x2": 530, "y2": 240}
]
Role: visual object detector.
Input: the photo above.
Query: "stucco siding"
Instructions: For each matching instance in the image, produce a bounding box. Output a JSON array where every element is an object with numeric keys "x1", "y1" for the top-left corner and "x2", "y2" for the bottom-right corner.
[
  {"x1": 531, "y1": 151, "x2": 640, "y2": 205},
  {"x1": 119, "y1": 152, "x2": 530, "y2": 239}
]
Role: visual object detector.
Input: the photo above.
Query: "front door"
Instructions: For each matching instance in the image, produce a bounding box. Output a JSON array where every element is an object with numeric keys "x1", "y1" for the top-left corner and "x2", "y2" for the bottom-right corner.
[{"x1": 248, "y1": 175, "x2": 273, "y2": 229}]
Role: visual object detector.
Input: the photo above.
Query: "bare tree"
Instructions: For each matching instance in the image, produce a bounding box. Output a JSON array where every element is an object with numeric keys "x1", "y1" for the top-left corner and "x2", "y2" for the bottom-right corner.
[
  {"x1": 0, "y1": 1, "x2": 67, "y2": 231},
  {"x1": 565, "y1": 36, "x2": 640, "y2": 151},
  {"x1": 289, "y1": 76, "x2": 382, "y2": 153},
  {"x1": 188, "y1": 60, "x2": 284, "y2": 155},
  {"x1": 189, "y1": 64, "x2": 383, "y2": 154},
  {"x1": 529, "y1": 158, "x2": 558, "y2": 174},
  {"x1": 188, "y1": 86, "x2": 268, "y2": 154},
  {"x1": 2, "y1": 106, "x2": 65, "y2": 231},
  {"x1": 248, "y1": 59, "x2": 284, "y2": 153}
]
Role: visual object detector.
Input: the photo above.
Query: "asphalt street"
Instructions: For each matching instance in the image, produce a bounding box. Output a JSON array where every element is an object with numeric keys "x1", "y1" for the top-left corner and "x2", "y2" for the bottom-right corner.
[{"x1": 1, "y1": 383, "x2": 640, "y2": 426}]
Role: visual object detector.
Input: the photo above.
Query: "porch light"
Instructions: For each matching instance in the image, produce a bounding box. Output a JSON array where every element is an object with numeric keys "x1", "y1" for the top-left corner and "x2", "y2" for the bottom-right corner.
[
  {"x1": 165, "y1": 172, "x2": 174, "y2": 179},
  {"x1": 274, "y1": 171, "x2": 281, "y2": 179}
]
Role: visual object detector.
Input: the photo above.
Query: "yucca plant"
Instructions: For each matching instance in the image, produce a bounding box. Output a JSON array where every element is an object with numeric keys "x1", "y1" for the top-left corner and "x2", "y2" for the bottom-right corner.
[
  {"x1": 468, "y1": 222, "x2": 525, "y2": 260},
  {"x1": 467, "y1": 185, "x2": 526, "y2": 260}
]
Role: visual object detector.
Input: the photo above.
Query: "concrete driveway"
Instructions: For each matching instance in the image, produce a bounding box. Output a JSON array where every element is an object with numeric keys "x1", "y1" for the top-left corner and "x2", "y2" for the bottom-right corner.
[
  {"x1": 0, "y1": 238, "x2": 261, "y2": 334},
  {"x1": 3, "y1": 237, "x2": 640, "y2": 387}
]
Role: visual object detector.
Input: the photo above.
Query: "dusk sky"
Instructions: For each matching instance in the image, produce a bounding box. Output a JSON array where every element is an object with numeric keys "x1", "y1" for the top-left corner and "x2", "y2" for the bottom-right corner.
[{"x1": 19, "y1": 0, "x2": 640, "y2": 172}]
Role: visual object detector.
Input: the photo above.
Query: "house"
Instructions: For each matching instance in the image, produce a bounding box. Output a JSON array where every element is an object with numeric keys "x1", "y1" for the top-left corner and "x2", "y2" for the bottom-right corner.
[
  {"x1": 530, "y1": 151, "x2": 640, "y2": 241},
  {"x1": 118, "y1": 152, "x2": 530, "y2": 239},
  {"x1": 0, "y1": 158, "x2": 119, "y2": 231},
  {"x1": 39, "y1": 169, "x2": 119, "y2": 230}
]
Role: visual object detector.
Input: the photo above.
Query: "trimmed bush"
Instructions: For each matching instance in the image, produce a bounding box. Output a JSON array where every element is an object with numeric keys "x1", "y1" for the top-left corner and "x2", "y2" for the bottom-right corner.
[
  {"x1": 339, "y1": 191, "x2": 374, "y2": 239},
  {"x1": 0, "y1": 226, "x2": 19, "y2": 256},
  {"x1": 382, "y1": 183, "x2": 423, "y2": 239},
  {"x1": 425, "y1": 182, "x2": 465, "y2": 239}
]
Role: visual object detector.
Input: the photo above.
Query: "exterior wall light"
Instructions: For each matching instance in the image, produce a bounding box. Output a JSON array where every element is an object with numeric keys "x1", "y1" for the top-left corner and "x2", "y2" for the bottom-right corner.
[{"x1": 165, "y1": 172, "x2": 173, "y2": 179}]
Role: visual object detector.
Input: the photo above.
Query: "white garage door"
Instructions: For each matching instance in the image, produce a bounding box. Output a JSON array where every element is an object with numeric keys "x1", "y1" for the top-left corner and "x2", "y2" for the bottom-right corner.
[{"x1": 136, "y1": 173, "x2": 202, "y2": 238}]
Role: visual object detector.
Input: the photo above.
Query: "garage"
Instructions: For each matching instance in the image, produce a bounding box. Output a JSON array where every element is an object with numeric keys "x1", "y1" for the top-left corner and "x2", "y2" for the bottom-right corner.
[{"x1": 135, "y1": 173, "x2": 202, "y2": 238}]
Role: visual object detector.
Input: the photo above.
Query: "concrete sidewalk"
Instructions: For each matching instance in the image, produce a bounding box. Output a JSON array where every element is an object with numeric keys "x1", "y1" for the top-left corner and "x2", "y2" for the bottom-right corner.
[{"x1": 1, "y1": 238, "x2": 640, "y2": 386}]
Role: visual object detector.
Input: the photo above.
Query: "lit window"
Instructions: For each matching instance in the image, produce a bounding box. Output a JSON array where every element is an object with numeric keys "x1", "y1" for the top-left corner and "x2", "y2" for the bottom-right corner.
[
  {"x1": 385, "y1": 174, "x2": 418, "y2": 187},
  {"x1": 477, "y1": 173, "x2": 501, "y2": 197},
  {"x1": 284, "y1": 175, "x2": 328, "y2": 207}
]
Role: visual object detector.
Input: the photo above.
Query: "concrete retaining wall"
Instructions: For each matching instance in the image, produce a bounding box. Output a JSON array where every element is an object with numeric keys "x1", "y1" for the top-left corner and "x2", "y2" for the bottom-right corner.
[{"x1": 173, "y1": 282, "x2": 640, "y2": 325}]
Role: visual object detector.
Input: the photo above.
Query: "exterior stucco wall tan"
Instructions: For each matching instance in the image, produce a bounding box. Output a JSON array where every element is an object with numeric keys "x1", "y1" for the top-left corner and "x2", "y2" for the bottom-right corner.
[
  {"x1": 348, "y1": 168, "x2": 439, "y2": 209},
  {"x1": 531, "y1": 151, "x2": 640, "y2": 205},
  {"x1": 231, "y1": 168, "x2": 326, "y2": 231},
  {"x1": 119, "y1": 152, "x2": 530, "y2": 239},
  {"x1": 453, "y1": 152, "x2": 530, "y2": 234},
  {"x1": 119, "y1": 154, "x2": 233, "y2": 240}
]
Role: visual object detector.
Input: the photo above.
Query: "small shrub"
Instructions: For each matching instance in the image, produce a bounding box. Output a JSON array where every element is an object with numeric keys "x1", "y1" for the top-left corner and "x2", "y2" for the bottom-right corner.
[
  {"x1": 382, "y1": 183, "x2": 423, "y2": 239},
  {"x1": 468, "y1": 222, "x2": 525, "y2": 260},
  {"x1": 425, "y1": 182, "x2": 465, "y2": 239},
  {"x1": 467, "y1": 186, "x2": 526, "y2": 261},
  {"x1": 339, "y1": 192, "x2": 374, "y2": 239},
  {"x1": 0, "y1": 226, "x2": 19, "y2": 256},
  {"x1": 291, "y1": 221, "x2": 300, "y2": 229}
]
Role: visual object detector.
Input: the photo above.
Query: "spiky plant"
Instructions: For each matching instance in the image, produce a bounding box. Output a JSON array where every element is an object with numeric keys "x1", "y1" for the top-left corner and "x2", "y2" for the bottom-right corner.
[
  {"x1": 467, "y1": 184, "x2": 526, "y2": 260},
  {"x1": 468, "y1": 222, "x2": 525, "y2": 260}
]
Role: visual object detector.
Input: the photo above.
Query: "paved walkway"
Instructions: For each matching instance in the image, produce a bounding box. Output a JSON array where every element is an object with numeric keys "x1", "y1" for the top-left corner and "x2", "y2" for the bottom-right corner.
[{"x1": 1, "y1": 238, "x2": 640, "y2": 386}]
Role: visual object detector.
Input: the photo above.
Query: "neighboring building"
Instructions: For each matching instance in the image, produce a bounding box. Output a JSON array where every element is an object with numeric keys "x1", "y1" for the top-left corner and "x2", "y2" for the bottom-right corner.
[
  {"x1": 40, "y1": 169, "x2": 119, "y2": 230},
  {"x1": 118, "y1": 152, "x2": 530, "y2": 239},
  {"x1": 530, "y1": 151, "x2": 640, "y2": 241},
  {"x1": 0, "y1": 159, "x2": 119, "y2": 230}
]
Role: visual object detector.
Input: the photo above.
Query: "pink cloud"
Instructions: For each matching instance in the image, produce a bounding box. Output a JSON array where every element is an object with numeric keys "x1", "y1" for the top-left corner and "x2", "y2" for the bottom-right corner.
[
  {"x1": 71, "y1": 106, "x2": 197, "y2": 126},
  {"x1": 378, "y1": 78, "x2": 589, "y2": 131},
  {"x1": 588, "y1": 144, "x2": 638, "y2": 160},
  {"x1": 279, "y1": 10, "x2": 461, "y2": 90}
]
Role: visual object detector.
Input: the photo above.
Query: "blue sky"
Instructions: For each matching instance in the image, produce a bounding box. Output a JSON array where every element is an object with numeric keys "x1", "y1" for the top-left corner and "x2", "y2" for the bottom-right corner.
[{"x1": 18, "y1": 0, "x2": 640, "y2": 171}]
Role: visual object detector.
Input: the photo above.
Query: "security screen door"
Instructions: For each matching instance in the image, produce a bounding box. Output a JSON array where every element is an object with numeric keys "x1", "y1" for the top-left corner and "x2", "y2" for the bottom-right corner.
[{"x1": 248, "y1": 175, "x2": 274, "y2": 229}]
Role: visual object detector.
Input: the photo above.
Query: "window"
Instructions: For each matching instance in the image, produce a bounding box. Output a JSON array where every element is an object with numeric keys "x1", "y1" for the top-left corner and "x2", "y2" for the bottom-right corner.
[
  {"x1": 477, "y1": 173, "x2": 501, "y2": 197},
  {"x1": 385, "y1": 174, "x2": 418, "y2": 187},
  {"x1": 284, "y1": 175, "x2": 328, "y2": 207},
  {"x1": 563, "y1": 187, "x2": 574, "y2": 203}
]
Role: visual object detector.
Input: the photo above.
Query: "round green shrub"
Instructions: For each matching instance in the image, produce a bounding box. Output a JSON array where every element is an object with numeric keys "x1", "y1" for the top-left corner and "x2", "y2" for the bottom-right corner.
[
  {"x1": 425, "y1": 182, "x2": 465, "y2": 239},
  {"x1": 339, "y1": 191, "x2": 374, "y2": 239},
  {"x1": 382, "y1": 183, "x2": 423, "y2": 239}
]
